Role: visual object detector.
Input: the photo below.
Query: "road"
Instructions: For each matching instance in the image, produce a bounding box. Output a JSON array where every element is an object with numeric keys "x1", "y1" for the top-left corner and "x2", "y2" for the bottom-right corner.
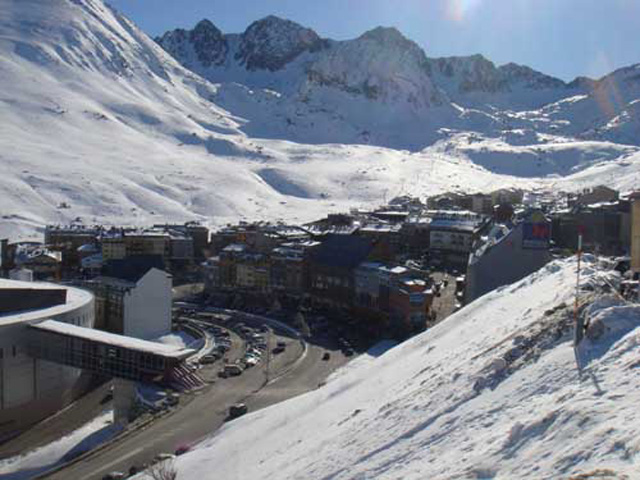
[
  {"x1": 44, "y1": 326, "x2": 348, "y2": 479},
  {"x1": 430, "y1": 271, "x2": 459, "y2": 323}
]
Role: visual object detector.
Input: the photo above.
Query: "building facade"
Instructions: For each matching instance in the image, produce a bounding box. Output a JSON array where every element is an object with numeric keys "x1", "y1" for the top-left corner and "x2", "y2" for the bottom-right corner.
[{"x1": 0, "y1": 279, "x2": 94, "y2": 439}]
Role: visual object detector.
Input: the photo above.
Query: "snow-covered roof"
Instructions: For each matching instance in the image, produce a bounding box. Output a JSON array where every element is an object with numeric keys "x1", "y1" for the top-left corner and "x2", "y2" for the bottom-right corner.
[{"x1": 31, "y1": 320, "x2": 194, "y2": 359}]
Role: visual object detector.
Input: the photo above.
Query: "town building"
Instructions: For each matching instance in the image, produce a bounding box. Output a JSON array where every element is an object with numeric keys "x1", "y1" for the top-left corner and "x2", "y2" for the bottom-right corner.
[
  {"x1": 399, "y1": 215, "x2": 432, "y2": 256},
  {"x1": 88, "y1": 256, "x2": 171, "y2": 339},
  {"x1": 8, "y1": 243, "x2": 62, "y2": 281},
  {"x1": 551, "y1": 201, "x2": 630, "y2": 255},
  {"x1": 428, "y1": 211, "x2": 488, "y2": 269},
  {"x1": 466, "y1": 211, "x2": 551, "y2": 303},
  {"x1": 154, "y1": 222, "x2": 209, "y2": 260},
  {"x1": 307, "y1": 235, "x2": 375, "y2": 309},
  {"x1": 235, "y1": 254, "x2": 270, "y2": 292},
  {"x1": 570, "y1": 185, "x2": 619, "y2": 207},
  {"x1": 388, "y1": 278, "x2": 433, "y2": 332},
  {"x1": 44, "y1": 224, "x2": 102, "y2": 270}
]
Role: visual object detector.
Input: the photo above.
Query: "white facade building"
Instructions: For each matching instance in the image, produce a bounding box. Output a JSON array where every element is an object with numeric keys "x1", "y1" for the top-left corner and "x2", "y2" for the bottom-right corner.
[{"x1": 123, "y1": 268, "x2": 172, "y2": 340}]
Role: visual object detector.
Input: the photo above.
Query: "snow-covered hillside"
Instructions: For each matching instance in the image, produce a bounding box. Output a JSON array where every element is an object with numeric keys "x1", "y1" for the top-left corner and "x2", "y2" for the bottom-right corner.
[
  {"x1": 1, "y1": 0, "x2": 639, "y2": 240},
  {"x1": 169, "y1": 256, "x2": 640, "y2": 479}
]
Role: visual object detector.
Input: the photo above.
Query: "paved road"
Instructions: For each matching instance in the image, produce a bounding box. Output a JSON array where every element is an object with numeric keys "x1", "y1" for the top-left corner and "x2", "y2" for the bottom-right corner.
[
  {"x1": 45, "y1": 331, "x2": 347, "y2": 479},
  {"x1": 430, "y1": 271, "x2": 459, "y2": 323}
]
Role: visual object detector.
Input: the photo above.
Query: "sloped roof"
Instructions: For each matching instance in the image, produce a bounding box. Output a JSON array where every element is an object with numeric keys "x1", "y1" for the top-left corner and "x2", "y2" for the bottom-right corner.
[
  {"x1": 102, "y1": 255, "x2": 166, "y2": 283},
  {"x1": 309, "y1": 235, "x2": 374, "y2": 269}
]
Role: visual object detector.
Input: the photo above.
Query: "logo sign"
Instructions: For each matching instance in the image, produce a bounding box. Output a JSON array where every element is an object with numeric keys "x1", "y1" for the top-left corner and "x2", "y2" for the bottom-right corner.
[{"x1": 522, "y1": 211, "x2": 550, "y2": 249}]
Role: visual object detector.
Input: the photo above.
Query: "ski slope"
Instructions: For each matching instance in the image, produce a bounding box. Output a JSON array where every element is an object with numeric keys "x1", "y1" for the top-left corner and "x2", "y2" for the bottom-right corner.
[{"x1": 168, "y1": 256, "x2": 640, "y2": 480}]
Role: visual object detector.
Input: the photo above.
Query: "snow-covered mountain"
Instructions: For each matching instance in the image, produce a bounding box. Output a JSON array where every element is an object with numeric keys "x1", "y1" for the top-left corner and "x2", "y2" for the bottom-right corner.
[
  {"x1": 168, "y1": 256, "x2": 640, "y2": 479},
  {"x1": 0, "y1": 0, "x2": 639, "y2": 240},
  {"x1": 157, "y1": 16, "x2": 640, "y2": 150}
]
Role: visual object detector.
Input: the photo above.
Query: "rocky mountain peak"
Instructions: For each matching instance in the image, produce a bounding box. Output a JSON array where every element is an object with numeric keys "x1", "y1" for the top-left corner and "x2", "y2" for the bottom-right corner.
[
  {"x1": 236, "y1": 15, "x2": 325, "y2": 71},
  {"x1": 156, "y1": 18, "x2": 227, "y2": 68},
  {"x1": 498, "y1": 62, "x2": 567, "y2": 90},
  {"x1": 359, "y1": 26, "x2": 406, "y2": 45}
]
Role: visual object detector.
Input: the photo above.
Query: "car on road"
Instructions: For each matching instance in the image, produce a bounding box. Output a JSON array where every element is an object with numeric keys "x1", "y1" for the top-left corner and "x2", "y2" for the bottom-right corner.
[
  {"x1": 174, "y1": 444, "x2": 191, "y2": 456},
  {"x1": 344, "y1": 348, "x2": 355, "y2": 357},
  {"x1": 322, "y1": 352, "x2": 331, "y2": 361},
  {"x1": 154, "y1": 453, "x2": 176, "y2": 463},
  {"x1": 102, "y1": 472, "x2": 125, "y2": 480},
  {"x1": 200, "y1": 354, "x2": 218, "y2": 364},
  {"x1": 229, "y1": 403, "x2": 248, "y2": 419},
  {"x1": 272, "y1": 345, "x2": 285, "y2": 355},
  {"x1": 276, "y1": 340, "x2": 286, "y2": 348}
]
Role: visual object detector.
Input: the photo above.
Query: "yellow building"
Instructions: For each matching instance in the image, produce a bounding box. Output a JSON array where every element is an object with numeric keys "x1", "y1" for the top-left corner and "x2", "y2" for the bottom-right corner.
[{"x1": 102, "y1": 236, "x2": 126, "y2": 261}]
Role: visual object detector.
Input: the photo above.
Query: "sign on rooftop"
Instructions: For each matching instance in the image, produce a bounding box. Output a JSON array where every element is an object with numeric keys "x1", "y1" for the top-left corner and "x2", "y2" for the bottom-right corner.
[{"x1": 522, "y1": 210, "x2": 550, "y2": 250}]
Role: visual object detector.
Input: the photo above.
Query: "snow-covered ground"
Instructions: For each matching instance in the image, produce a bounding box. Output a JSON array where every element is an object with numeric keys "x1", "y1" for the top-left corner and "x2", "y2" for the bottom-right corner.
[
  {"x1": 154, "y1": 330, "x2": 202, "y2": 350},
  {"x1": 0, "y1": 410, "x2": 119, "y2": 480},
  {"x1": 166, "y1": 256, "x2": 640, "y2": 479}
]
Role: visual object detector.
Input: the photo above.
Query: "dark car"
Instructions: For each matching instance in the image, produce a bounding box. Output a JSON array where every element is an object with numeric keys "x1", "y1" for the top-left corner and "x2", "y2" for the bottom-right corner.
[
  {"x1": 272, "y1": 345, "x2": 285, "y2": 355},
  {"x1": 322, "y1": 352, "x2": 331, "y2": 361},
  {"x1": 102, "y1": 473, "x2": 125, "y2": 480},
  {"x1": 229, "y1": 403, "x2": 248, "y2": 419},
  {"x1": 175, "y1": 444, "x2": 191, "y2": 456}
]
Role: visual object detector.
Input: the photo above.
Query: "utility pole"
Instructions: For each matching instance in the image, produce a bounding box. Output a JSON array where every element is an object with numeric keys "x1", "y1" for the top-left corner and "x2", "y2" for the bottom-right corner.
[
  {"x1": 265, "y1": 326, "x2": 271, "y2": 385},
  {"x1": 574, "y1": 228, "x2": 584, "y2": 346}
]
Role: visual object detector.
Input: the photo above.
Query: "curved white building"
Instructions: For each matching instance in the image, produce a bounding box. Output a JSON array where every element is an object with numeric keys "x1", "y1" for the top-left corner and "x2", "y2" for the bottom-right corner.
[{"x1": 0, "y1": 278, "x2": 94, "y2": 440}]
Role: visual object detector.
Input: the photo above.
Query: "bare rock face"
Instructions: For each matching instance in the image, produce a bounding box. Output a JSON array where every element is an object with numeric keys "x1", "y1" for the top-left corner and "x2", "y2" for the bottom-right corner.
[
  {"x1": 156, "y1": 19, "x2": 228, "y2": 68},
  {"x1": 236, "y1": 15, "x2": 325, "y2": 71},
  {"x1": 304, "y1": 27, "x2": 446, "y2": 108}
]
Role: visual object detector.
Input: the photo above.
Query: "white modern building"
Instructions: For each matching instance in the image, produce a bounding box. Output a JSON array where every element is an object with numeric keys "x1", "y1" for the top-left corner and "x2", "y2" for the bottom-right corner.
[
  {"x1": 92, "y1": 256, "x2": 172, "y2": 340},
  {"x1": 0, "y1": 278, "x2": 94, "y2": 439}
]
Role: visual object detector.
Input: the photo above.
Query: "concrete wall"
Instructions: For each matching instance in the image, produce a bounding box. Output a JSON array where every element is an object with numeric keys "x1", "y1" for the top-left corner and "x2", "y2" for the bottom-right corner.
[
  {"x1": 123, "y1": 268, "x2": 171, "y2": 340},
  {"x1": 466, "y1": 222, "x2": 550, "y2": 303},
  {"x1": 0, "y1": 288, "x2": 94, "y2": 439}
]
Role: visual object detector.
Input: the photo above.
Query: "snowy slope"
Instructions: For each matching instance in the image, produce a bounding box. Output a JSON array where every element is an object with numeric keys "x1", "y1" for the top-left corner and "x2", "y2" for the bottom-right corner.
[
  {"x1": 169, "y1": 256, "x2": 640, "y2": 480},
  {"x1": 1, "y1": 0, "x2": 639, "y2": 240}
]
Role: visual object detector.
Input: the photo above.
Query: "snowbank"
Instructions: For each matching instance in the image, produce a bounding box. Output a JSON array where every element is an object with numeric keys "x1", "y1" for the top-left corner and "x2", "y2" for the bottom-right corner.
[
  {"x1": 0, "y1": 410, "x2": 120, "y2": 480},
  {"x1": 170, "y1": 256, "x2": 640, "y2": 479}
]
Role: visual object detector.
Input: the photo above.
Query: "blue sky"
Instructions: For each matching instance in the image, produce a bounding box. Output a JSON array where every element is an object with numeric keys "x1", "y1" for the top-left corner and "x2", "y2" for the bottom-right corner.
[{"x1": 108, "y1": 0, "x2": 639, "y2": 81}]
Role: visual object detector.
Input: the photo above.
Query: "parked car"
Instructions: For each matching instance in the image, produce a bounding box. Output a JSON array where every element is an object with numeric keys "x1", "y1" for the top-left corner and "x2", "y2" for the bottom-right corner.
[
  {"x1": 244, "y1": 357, "x2": 259, "y2": 367},
  {"x1": 224, "y1": 364, "x2": 243, "y2": 376},
  {"x1": 344, "y1": 348, "x2": 355, "y2": 357},
  {"x1": 229, "y1": 403, "x2": 248, "y2": 419},
  {"x1": 102, "y1": 473, "x2": 125, "y2": 480},
  {"x1": 200, "y1": 355, "x2": 217, "y2": 364}
]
